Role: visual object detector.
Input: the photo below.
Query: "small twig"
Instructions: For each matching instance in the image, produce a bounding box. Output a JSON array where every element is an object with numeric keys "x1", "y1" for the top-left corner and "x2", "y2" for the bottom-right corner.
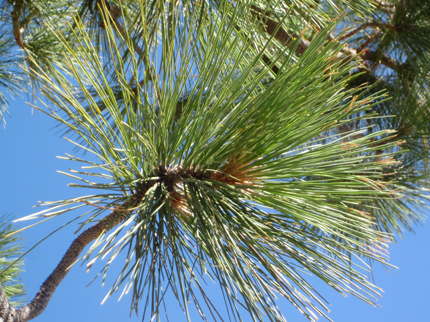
[
  {"x1": 339, "y1": 22, "x2": 379, "y2": 41},
  {"x1": 357, "y1": 28, "x2": 381, "y2": 53},
  {"x1": 82, "y1": 200, "x2": 141, "y2": 212}
]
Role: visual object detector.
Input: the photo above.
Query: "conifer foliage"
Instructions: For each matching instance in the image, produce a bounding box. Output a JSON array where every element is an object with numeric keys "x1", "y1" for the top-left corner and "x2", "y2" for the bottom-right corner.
[{"x1": 0, "y1": 1, "x2": 429, "y2": 321}]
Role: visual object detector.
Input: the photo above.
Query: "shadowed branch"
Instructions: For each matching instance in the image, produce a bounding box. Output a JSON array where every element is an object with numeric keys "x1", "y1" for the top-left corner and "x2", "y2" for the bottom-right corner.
[{"x1": 11, "y1": 0, "x2": 25, "y2": 49}]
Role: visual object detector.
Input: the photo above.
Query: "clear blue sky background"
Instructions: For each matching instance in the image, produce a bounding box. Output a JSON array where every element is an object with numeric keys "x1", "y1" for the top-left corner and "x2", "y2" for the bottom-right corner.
[{"x1": 1, "y1": 95, "x2": 429, "y2": 322}]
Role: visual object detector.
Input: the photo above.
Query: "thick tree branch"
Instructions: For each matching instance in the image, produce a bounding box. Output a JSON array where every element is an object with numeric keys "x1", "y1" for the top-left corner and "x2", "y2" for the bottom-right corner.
[
  {"x1": 11, "y1": 0, "x2": 25, "y2": 49},
  {"x1": 361, "y1": 49, "x2": 404, "y2": 73},
  {"x1": 250, "y1": 5, "x2": 403, "y2": 74},
  {"x1": 0, "y1": 190, "x2": 147, "y2": 322}
]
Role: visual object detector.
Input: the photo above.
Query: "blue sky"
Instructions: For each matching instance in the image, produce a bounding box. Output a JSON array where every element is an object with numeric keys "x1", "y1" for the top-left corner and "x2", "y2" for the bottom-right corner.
[{"x1": 1, "y1": 95, "x2": 429, "y2": 322}]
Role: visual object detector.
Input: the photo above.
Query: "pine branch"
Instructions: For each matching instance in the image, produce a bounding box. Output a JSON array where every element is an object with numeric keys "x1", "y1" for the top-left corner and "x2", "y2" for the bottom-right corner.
[
  {"x1": 0, "y1": 191, "x2": 147, "y2": 322},
  {"x1": 0, "y1": 164, "x2": 211, "y2": 321}
]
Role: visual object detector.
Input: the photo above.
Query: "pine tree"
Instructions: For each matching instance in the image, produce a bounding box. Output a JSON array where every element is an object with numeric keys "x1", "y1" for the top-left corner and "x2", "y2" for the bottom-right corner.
[{"x1": 0, "y1": 0, "x2": 429, "y2": 321}]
